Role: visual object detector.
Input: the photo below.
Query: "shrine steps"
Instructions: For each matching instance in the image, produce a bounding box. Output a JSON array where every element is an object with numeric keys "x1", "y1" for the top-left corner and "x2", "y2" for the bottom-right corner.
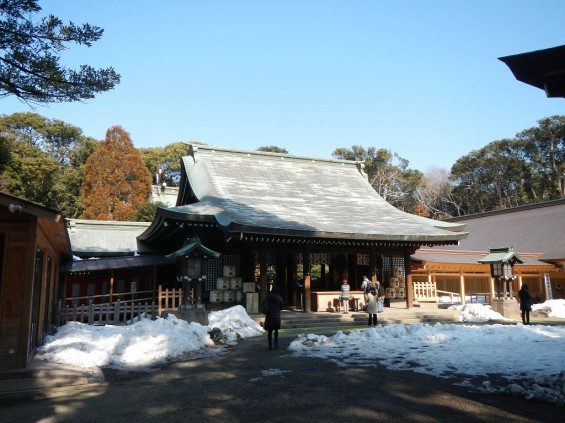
[{"x1": 253, "y1": 307, "x2": 461, "y2": 331}]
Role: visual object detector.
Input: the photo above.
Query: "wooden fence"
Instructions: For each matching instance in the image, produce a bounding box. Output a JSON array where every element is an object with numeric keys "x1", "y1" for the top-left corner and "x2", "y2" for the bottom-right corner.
[
  {"x1": 158, "y1": 285, "x2": 183, "y2": 316},
  {"x1": 58, "y1": 285, "x2": 185, "y2": 326},
  {"x1": 58, "y1": 299, "x2": 157, "y2": 326},
  {"x1": 413, "y1": 281, "x2": 438, "y2": 303}
]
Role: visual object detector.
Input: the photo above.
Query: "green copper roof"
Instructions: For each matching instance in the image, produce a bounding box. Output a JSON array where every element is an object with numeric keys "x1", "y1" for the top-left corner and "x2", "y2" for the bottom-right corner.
[{"x1": 478, "y1": 247, "x2": 525, "y2": 264}]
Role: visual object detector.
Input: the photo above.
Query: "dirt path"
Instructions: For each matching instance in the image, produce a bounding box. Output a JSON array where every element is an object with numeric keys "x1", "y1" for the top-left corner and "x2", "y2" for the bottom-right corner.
[{"x1": 1, "y1": 332, "x2": 561, "y2": 422}]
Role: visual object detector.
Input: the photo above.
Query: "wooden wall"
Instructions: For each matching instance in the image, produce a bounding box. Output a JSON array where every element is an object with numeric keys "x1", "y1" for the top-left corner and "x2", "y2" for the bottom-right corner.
[{"x1": 0, "y1": 205, "x2": 69, "y2": 370}]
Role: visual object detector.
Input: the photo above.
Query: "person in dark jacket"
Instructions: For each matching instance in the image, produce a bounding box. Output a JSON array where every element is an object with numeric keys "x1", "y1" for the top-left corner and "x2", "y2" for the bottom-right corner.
[
  {"x1": 518, "y1": 283, "x2": 532, "y2": 325},
  {"x1": 263, "y1": 285, "x2": 284, "y2": 350}
]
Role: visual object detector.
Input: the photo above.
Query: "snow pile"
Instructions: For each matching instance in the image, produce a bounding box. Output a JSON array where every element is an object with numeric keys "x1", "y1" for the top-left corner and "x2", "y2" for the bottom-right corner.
[
  {"x1": 448, "y1": 303, "x2": 514, "y2": 322},
  {"x1": 532, "y1": 299, "x2": 565, "y2": 318},
  {"x1": 288, "y1": 322, "x2": 565, "y2": 405},
  {"x1": 39, "y1": 306, "x2": 262, "y2": 371},
  {"x1": 207, "y1": 305, "x2": 264, "y2": 343}
]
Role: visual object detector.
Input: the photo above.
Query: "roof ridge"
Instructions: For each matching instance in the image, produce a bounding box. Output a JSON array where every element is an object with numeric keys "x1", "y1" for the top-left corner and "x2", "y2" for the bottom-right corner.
[
  {"x1": 447, "y1": 198, "x2": 565, "y2": 222},
  {"x1": 188, "y1": 143, "x2": 361, "y2": 167}
]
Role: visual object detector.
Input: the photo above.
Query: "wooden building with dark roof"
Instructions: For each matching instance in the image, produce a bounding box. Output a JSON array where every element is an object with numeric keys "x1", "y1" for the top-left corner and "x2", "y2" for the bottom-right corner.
[
  {"x1": 412, "y1": 199, "x2": 565, "y2": 304},
  {"x1": 136, "y1": 145, "x2": 468, "y2": 311}
]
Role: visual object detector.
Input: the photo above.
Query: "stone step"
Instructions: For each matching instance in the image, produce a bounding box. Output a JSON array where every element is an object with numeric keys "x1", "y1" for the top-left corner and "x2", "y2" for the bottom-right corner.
[{"x1": 253, "y1": 308, "x2": 461, "y2": 330}]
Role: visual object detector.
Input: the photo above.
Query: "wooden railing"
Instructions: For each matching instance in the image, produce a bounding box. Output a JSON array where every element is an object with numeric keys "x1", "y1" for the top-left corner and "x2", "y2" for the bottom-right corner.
[
  {"x1": 158, "y1": 285, "x2": 183, "y2": 316},
  {"x1": 58, "y1": 285, "x2": 186, "y2": 326},
  {"x1": 58, "y1": 299, "x2": 156, "y2": 326},
  {"x1": 436, "y1": 290, "x2": 491, "y2": 305},
  {"x1": 64, "y1": 289, "x2": 154, "y2": 307},
  {"x1": 436, "y1": 289, "x2": 457, "y2": 304},
  {"x1": 413, "y1": 281, "x2": 437, "y2": 303}
]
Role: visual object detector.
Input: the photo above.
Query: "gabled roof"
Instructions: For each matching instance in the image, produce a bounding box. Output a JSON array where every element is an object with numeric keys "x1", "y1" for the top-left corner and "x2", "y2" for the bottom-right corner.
[
  {"x1": 478, "y1": 247, "x2": 525, "y2": 265},
  {"x1": 414, "y1": 199, "x2": 565, "y2": 265},
  {"x1": 165, "y1": 235, "x2": 220, "y2": 260},
  {"x1": 139, "y1": 145, "x2": 467, "y2": 247}
]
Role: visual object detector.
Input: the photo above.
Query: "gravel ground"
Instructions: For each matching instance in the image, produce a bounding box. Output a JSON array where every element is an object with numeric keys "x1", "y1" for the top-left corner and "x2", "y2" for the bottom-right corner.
[{"x1": 1, "y1": 331, "x2": 562, "y2": 423}]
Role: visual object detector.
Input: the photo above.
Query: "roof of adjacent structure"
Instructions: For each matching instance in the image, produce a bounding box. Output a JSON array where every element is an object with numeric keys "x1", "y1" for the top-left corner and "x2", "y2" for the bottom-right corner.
[
  {"x1": 66, "y1": 255, "x2": 171, "y2": 273},
  {"x1": 477, "y1": 247, "x2": 525, "y2": 264},
  {"x1": 138, "y1": 145, "x2": 467, "y2": 247},
  {"x1": 414, "y1": 199, "x2": 565, "y2": 265},
  {"x1": 68, "y1": 219, "x2": 152, "y2": 257},
  {"x1": 499, "y1": 44, "x2": 565, "y2": 98},
  {"x1": 0, "y1": 191, "x2": 72, "y2": 259}
]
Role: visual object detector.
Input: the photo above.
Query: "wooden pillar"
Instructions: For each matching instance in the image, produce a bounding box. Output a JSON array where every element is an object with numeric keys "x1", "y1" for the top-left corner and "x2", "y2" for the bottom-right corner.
[
  {"x1": 460, "y1": 271, "x2": 466, "y2": 305},
  {"x1": 109, "y1": 270, "x2": 115, "y2": 303},
  {"x1": 404, "y1": 250, "x2": 414, "y2": 309},
  {"x1": 370, "y1": 248, "x2": 378, "y2": 284},
  {"x1": 489, "y1": 276, "x2": 495, "y2": 301},
  {"x1": 259, "y1": 250, "x2": 268, "y2": 303},
  {"x1": 303, "y1": 247, "x2": 311, "y2": 313},
  {"x1": 276, "y1": 253, "x2": 287, "y2": 303},
  {"x1": 321, "y1": 261, "x2": 328, "y2": 290},
  {"x1": 152, "y1": 265, "x2": 158, "y2": 304}
]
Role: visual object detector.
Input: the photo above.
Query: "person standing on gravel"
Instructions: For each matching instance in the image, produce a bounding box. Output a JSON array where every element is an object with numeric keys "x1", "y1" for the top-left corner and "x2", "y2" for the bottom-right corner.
[
  {"x1": 518, "y1": 283, "x2": 532, "y2": 325},
  {"x1": 376, "y1": 281, "x2": 385, "y2": 313},
  {"x1": 361, "y1": 276, "x2": 374, "y2": 309},
  {"x1": 263, "y1": 285, "x2": 284, "y2": 350},
  {"x1": 340, "y1": 278, "x2": 350, "y2": 314},
  {"x1": 366, "y1": 287, "x2": 378, "y2": 326}
]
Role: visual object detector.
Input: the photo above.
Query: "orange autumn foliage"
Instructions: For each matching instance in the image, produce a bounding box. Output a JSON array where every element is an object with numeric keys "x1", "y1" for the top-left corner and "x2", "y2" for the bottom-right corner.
[{"x1": 81, "y1": 126, "x2": 152, "y2": 220}]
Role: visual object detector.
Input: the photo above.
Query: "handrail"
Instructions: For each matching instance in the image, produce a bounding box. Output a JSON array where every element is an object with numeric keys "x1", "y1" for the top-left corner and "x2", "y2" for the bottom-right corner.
[{"x1": 436, "y1": 290, "x2": 491, "y2": 304}]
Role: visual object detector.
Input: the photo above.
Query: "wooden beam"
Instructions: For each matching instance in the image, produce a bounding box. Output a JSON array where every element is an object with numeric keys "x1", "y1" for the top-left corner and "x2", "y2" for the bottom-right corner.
[
  {"x1": 303, "y1": 247, "x2": 311, "y2": 313},
  {"x1": 404, "y1": 249, "x2": 414, "y2": 308},
  {"x1": 259, "y1": 250, "x2": 268, "y2": 304}
]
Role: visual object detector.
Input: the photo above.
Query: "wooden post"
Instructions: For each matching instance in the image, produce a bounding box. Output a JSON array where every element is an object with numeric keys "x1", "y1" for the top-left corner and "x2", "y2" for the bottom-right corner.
[
  {"x1": 404, "y1": 250, "x2": 414, "y2": 308},
  {"x1": 489, "y1": 276, "x2": 496, "y2": 301},
  {"x1": 88, "y1": 300, "x2": 94, "y2": 325},
  {"x1": 460, "y1": 271, "x2": 466, "y2": 305},
  {"x1": 303, "y1": 247, "x2": 311, "y2": 313},
  {"x1": 259, "y1": 250, "x2": 268, "y2": 303},
  {"x1": 152, "y1": 266, "x2": 158, "y2": 308},
  {"x1": 158, "y1": 285, "x2": 163, "y2": 317},
  {"x1": 109, "y1": 270, "x2": 115, "y2": 304},
  {"x1": 370, "y1": 248, "x2": 377, "y2": 284},
  {"x1": 56, "y1": 299, "x2": 62, "y2": 326},
  {"x1": 114, "y1": 299, "x2": 121, "y2": 325}
]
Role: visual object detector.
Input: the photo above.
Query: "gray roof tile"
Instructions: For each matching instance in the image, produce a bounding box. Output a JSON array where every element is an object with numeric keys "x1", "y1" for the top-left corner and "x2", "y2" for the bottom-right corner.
[{"x1": 170, "y1": 145, "x2": 467, "y2": 243}]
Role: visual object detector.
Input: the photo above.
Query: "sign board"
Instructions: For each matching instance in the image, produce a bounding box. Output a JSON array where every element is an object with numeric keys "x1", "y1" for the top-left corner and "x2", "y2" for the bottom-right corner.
[{"x1": 543, "y1": 274, "x2": 553, "y2": 300}]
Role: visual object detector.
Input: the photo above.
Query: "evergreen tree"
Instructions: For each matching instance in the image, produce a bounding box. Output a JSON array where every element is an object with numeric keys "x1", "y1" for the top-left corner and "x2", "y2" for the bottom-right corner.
[
  {"x1": 0, "y1": 0, "x2": 120, "y2": 103},
  {"x1": 140, "y1": 142, "x2": 191, "y2": 186}
]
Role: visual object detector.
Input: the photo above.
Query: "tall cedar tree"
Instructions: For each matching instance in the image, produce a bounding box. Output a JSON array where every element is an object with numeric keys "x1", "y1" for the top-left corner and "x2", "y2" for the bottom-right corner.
[{"x1": 81, "y1": 126, "x2": 152, "y2": 220}]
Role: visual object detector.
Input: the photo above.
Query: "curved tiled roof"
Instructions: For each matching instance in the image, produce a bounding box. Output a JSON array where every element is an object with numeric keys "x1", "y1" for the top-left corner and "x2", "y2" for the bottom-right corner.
[{"x1": 139, "y1": 145, "x2": 467, "y2": 245}]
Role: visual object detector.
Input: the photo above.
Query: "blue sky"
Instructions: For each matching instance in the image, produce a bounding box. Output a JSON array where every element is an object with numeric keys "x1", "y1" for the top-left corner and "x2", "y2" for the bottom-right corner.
[{"x1": 2, "y1": 0, "x2": 565, "y2": 172}]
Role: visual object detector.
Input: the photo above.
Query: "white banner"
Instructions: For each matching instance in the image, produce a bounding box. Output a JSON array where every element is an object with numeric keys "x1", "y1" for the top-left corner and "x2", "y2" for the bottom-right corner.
[{"x1": 544, "y1": 274, "x2": 553, "y2": 300}]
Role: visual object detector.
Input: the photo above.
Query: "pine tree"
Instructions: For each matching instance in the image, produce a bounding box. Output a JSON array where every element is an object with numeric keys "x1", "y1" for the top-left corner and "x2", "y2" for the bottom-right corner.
[
  {"x1": 81, "y1": 126, "x2": 152, "y2": 220},
  {"x1": 0, "y1": 0, "x2": 120, "y2": 103}
]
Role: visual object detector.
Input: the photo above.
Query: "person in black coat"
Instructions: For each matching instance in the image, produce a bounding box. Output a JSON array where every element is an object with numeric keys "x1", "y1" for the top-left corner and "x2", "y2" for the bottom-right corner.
[
  {"x1": 518, "y1": 283, "x2": 532, "y2": 325},
  {"x1": 263, "y1": 285, "x2": 284, "y2": 350}
]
